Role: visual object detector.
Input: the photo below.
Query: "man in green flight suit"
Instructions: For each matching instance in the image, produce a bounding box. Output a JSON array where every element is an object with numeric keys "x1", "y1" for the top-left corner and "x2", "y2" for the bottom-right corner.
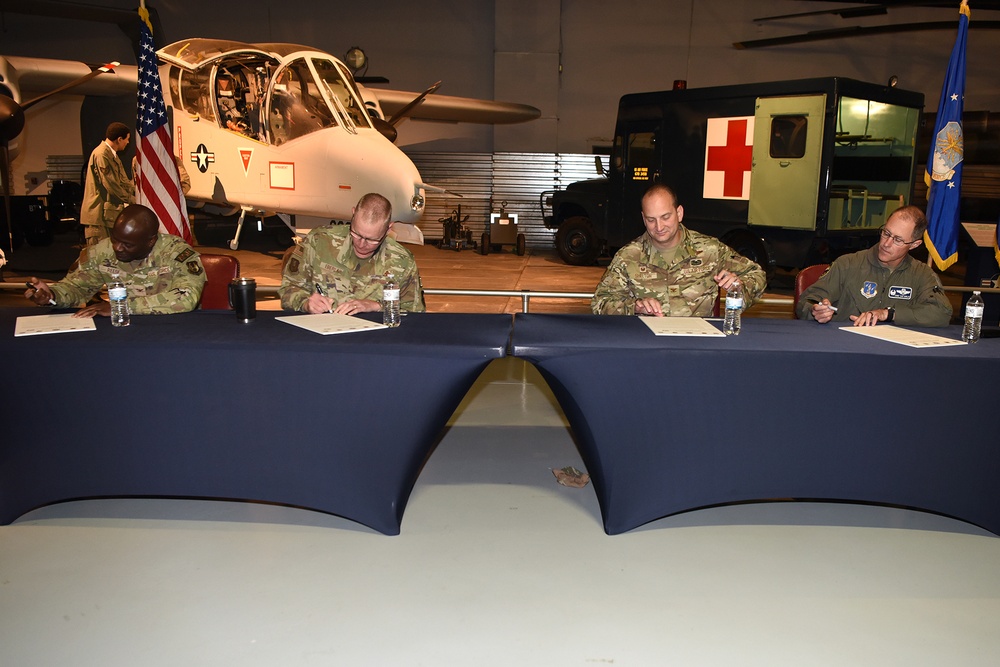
[
  {"x1": 80, "y1": 122, "x2": 135, "y2": 246},
  {"x1": 796, "y1": 205, "x2": 952, "y2": 327},
  {"x1": 279, "y1": 192, "x2": 425, "y2": 315},
  {"x1": 24, "y1": 204, "x2": 205, "y2": 316},
  {"x1": 592, "y1": 183, "x2": 766, "y2": 316}
]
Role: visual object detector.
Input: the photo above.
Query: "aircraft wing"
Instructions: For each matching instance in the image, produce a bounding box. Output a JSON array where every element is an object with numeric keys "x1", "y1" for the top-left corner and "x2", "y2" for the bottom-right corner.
[{"x1": 367, "y1": 87, "x2": 540, "y2": 124}]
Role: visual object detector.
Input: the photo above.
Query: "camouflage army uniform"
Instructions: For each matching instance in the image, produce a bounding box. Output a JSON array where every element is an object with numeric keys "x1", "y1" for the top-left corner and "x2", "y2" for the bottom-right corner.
[
  {"x1": 81, "y1": 141, "x2": 134, "y2": 244},
  {"x1": 591, "y1": 226, "x2": 766, "y2": 316},
  {"x1": 279, "y1": 224, "x2": 425, "y2": 312},
  {"x1": 49, "y1": 234, "x2": 206, "y2": 314}
]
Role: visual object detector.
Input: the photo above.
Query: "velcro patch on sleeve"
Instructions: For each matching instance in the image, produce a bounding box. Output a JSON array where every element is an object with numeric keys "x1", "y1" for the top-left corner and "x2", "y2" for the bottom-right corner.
[{"x1": 175, "y1": 248, "x2": 195, "y2": 263}]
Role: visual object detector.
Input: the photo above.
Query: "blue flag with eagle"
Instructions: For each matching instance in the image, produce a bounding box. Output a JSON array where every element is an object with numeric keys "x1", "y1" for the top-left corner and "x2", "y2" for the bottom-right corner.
[{"x1": 923, "y1": 1, "x2": 969, "y2": 271}]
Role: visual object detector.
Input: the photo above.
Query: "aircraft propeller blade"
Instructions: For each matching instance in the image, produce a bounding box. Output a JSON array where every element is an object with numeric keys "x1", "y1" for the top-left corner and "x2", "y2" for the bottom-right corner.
[
  {"x1": 18, "y1": 61, "x2": 119, "y2": 111},
  {"x1": 387, "y1": 81, "x2": 442, "y2": 127},
  {"x1": 370, "y1": 117, "x2": 398, "y2": 143}
]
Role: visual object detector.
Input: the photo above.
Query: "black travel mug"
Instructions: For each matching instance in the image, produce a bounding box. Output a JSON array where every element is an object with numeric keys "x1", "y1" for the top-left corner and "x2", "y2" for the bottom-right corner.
[{"x1": 228, "y1": 277, "x2": 257, "y2": 323}]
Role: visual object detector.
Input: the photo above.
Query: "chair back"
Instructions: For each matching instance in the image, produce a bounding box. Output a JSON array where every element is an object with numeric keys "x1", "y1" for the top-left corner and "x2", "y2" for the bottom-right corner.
[
  {"x1": 199, "y1": 253, "x2": 241, "y2": 310},
  {"x1": 793, "y1": 263, "x2": 830, "y2": 318}
]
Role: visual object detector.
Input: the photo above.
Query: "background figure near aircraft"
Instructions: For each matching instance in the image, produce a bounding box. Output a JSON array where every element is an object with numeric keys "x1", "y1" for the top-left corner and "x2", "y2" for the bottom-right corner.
[
  {"x1": 279, "y1": 193, "x2": 425, "y2": 315},
  {"x1": 24, "y1": 204, "x2": 205, "y2": 317},
  {"x1": 797, "y1": 205, "x2": 952, "y2": 327},
  {"x1": 592, "y1": 183, "x2": 766, "y2": 316},
  {"x1": 80, "y1": 122, "x2": 134, "y2": 246}
]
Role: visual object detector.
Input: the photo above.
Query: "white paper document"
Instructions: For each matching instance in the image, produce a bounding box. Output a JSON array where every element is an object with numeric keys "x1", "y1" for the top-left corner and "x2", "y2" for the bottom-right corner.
[
  {"x1": 638, "y1": 316, "x2": 725, "y2": 337},
  {"x1": 14, "y1": 313, "x2": 97, "y2": 337},
  {"x1": 275, "y1": 313, "x2": 388, "y2": 335},
  {"x1": 838, "y1": 325, "x2": 966, "y2": 348}
]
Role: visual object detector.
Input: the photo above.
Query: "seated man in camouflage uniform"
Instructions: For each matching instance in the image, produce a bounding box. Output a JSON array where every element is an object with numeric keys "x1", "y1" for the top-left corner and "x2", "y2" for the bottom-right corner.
[
  {"x1": 279, "y1": 192, "x2": 425, "y2": 315},
  {"x1": 592, "y1": 183, "x2": 766, "y2": 317},
  {"x1": 24, "y1": 204, "x2": 205, "y2": 316}
]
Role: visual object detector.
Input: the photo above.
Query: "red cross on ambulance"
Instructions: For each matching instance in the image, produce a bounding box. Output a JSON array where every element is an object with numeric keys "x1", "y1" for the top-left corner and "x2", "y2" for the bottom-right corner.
[{"x1": 703, "y1": 116, "x2": 754, "y2": 200}]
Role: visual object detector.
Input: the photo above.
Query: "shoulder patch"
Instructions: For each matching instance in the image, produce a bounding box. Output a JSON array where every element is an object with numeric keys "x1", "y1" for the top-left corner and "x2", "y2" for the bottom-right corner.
[
  {"x1": 175, "y1": 248, "x2": 195, "y2": 263},
  {"x1": 288, "y1": 257, "x2": 300, "y2": 274},
  {"x1": 187, "y1": 261, "x2": 203, "y2": 275}
]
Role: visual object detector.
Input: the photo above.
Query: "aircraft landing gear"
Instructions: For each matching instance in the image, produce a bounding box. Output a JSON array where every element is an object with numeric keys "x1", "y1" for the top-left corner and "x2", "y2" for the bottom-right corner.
[
  {"x1": 229, "y1": 208, "x2": 299, "y2": 250},
  {"x1": 229, "y1": 208, "x2": 251, "y2": 250}
]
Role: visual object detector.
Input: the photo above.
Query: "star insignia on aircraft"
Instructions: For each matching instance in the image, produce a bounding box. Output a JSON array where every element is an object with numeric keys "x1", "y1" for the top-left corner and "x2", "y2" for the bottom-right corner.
[{"x1": 191, "y1": 144, "x2": 215, "y2": 173}]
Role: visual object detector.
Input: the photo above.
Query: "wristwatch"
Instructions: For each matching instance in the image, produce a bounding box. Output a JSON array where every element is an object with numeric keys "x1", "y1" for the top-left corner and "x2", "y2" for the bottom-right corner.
[{"x1": 885, "y1": 307, "x2": 895, "y2": 323}]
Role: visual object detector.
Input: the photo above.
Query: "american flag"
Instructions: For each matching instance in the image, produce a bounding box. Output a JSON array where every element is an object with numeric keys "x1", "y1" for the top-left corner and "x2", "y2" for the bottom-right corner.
[{"x1": 135, "y1": 8, "x2": 192, "y2": 243}]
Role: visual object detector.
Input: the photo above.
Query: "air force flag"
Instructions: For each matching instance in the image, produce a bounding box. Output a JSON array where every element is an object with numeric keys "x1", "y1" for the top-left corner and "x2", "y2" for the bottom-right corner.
[{"x1": 923, "y1": 1, "x2": 970, "y2": 271}]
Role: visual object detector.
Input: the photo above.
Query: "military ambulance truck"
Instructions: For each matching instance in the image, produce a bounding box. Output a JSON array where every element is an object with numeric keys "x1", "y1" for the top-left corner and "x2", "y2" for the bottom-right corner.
[{"x1": 542, "y1": 77, "x2": 924, "y2": 270}]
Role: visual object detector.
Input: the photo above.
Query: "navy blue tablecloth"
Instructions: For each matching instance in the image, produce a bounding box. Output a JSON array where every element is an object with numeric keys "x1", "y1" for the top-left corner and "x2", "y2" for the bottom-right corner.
[
  {"x1": 512, "y1": 315, "x2": 1000, "y2": 535},
  {"x1": 1, "y1": 308, "x2": 511, "y2": 534}
]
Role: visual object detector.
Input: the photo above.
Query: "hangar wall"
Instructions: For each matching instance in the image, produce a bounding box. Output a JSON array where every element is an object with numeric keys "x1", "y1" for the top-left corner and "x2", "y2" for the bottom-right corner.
[
  {"x1": 0, "y1": 0, "x2": 1000, "y2": 180},
  {"x1": 2, "y1": 0, "x2": 998, "y2": 154}
]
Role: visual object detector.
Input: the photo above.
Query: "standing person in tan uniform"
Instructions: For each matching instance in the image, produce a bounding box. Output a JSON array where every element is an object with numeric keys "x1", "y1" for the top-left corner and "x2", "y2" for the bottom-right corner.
[{"x1": 80, "y1": 122, "x2": 134, "y2": 246}]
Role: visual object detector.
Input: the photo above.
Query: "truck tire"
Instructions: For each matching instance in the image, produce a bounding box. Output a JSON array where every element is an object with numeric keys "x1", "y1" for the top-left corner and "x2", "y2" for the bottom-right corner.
[
  {"x1": 721, "y1": 230, "x2": 772, "y2": 277},
  {"x1": 556, "y1": 216, "x2": 600, "y2": 266},
  {"x1": 515, "y1": 233, "x2": 526, "y2": 256},
  {"x1": 480, "y1": 232, "x2": 490, "y2": 255}
]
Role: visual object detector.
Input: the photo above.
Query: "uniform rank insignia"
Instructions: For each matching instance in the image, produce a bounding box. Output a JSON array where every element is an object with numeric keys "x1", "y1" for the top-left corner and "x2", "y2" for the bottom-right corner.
[
  {"x1": 888, "y1": 286, "x2": 912, "y2": 300},
  {"x1": 861, "y1": 281, "x2": 878, "y2": 299},
  {"x1": 175, "y1": 248, "x2": 195, "y2": 262}
]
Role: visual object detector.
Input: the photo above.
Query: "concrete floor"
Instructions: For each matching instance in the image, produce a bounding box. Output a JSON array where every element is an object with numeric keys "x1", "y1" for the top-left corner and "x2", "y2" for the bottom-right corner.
[{"x1": 2, "y1": 357, "x2": 999, "y2": 666}]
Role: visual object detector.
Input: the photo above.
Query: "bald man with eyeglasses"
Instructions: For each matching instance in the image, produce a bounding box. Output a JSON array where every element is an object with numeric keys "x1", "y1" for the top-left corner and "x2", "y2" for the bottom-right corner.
[
  {"x1": 796, "y1": 205, "x2": 952, "y2": 327},
  {"x1": 279, "y1": 193, "x2": 425, "y2": 315}
]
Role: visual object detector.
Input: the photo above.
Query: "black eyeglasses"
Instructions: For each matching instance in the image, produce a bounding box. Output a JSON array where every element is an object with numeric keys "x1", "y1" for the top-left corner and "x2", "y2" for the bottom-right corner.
[
  {"x1": 349, "y1": 227, "x2": 387, "y2": 246},
  {"x1": 878, "y1": 226, "x2": 917, "y2": 247}
]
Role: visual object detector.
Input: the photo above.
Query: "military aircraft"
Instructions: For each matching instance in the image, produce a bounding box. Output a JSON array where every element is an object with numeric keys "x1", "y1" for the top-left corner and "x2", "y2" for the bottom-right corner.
[{"x1": 1, "y1": 39, "x2": 540, "y2": 248}]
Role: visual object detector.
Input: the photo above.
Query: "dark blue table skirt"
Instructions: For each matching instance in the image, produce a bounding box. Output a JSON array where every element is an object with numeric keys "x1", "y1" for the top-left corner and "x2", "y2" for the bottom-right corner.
[
  {"x1": 512, "y1": 314, "x2": 1000, "y2": 535},
  {"x1": 1, "y1": 308, "x2": 511, "y2": 534}
]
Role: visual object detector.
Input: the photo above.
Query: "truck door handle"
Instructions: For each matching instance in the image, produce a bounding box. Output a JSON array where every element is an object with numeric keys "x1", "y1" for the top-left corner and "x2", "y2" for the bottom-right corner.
[{"x1": 779, "y1": 161, "x2": 791, "y2": 168}]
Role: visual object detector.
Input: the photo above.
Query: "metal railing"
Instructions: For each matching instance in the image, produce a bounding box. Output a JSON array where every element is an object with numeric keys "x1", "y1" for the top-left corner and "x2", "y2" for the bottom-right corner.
[
  {"x1": 421, "y1": 288, "x2": 798, "y2": 313},
  {"x1": 422, "y1": 288, "x2": 595, "y2": 313}
]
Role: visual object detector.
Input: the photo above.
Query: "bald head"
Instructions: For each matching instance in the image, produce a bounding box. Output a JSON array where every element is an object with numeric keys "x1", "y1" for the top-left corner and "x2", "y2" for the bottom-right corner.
[{"x1": 111, "y1": 204, "x2": 159, "y2": 262}]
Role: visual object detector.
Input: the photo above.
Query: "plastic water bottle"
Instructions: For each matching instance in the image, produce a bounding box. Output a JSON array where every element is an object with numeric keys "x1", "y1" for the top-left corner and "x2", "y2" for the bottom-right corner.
[
  {"x1": 382, "y1": 272, "x2": 400, "y2": 327},
  {"x1": 108, "y1": 270, "x2": 130, "y2": 328},
  {"x1": 962, "y1": 290, "x2": 984, "y2": 344},
  {"x1": 722, "y1": 280, "x2": 743, "y2": 336}
]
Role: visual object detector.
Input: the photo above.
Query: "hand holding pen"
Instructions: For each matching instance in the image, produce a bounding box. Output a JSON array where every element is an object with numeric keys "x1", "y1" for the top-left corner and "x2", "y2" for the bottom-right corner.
[
  {"x1": 24, "y1": 279, "x2": 57, "y2": 306},
  {"x1": 304, "y1": 282, "x2": 334, "y2": 314},
  {"x1": 808, "y1": 298, "x2": 838, "y2": 323}
]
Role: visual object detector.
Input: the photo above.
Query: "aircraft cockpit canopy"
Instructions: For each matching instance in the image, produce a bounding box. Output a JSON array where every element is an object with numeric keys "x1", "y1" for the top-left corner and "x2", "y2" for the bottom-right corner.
[{"x1": 158, "y1": 39, "x2": 375, "y2": 147}]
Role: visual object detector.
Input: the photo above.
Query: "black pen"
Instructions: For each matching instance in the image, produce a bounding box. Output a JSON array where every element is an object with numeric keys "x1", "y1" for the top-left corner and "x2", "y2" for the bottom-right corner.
[
  {"x1": 26, "y1": 281, "x2": 56, "y2": 306},
  {"x1": 314, "y1": 283, "x2": 333, "y2": 313}
]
